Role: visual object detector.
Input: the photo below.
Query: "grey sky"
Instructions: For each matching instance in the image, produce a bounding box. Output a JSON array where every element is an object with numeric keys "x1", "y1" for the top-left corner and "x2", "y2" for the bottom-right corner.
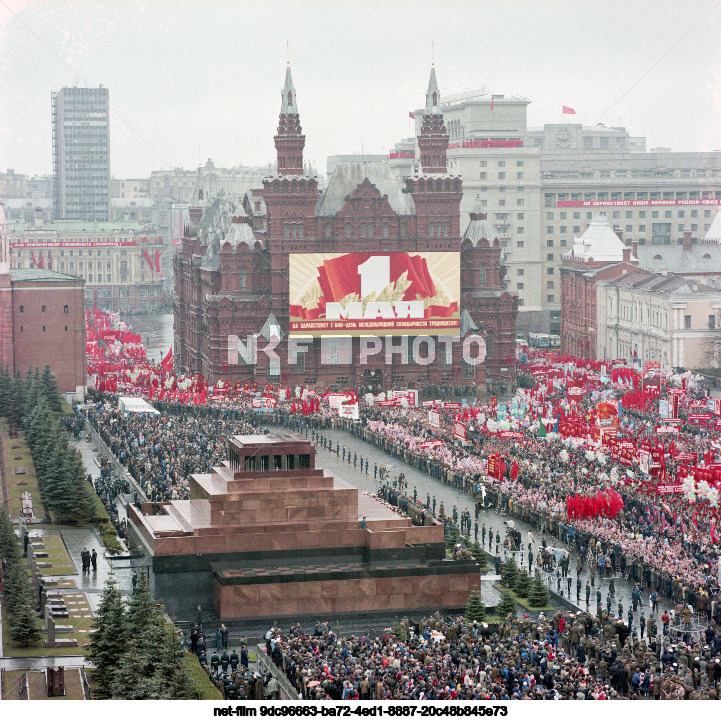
[{"x1": 1, "y1": 0, "x2": 720, "y2": 178}]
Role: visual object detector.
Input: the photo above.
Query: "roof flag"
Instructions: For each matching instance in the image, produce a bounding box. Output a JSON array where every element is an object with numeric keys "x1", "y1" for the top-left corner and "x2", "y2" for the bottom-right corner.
[{"x1": 563, "y1": 106, "x2": 576, "y2": 114}]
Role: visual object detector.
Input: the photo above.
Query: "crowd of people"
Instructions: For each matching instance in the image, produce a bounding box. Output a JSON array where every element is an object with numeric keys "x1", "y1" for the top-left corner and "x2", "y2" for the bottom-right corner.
[
  {"x1": 79, "y1": 361, "x2": 721, "y2": 622},
  {"x1": 267, "y1": 612, "x2": 721, "y2": 700},
  {"x1": 184, "y1": 607, "x2": 279, "y2": 700}
]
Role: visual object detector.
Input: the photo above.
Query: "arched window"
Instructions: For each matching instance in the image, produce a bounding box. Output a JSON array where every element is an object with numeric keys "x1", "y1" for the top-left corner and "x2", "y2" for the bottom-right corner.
[
  {"x1": 479, "y1": 265, "x2": 487, "y2": 286},
  {"x1": 345, "y1": 223, "x2": 351, "y2": 238},
  {"x1": 382, "y1": 223, "x2": 389, "y2": 238},
  {"x1": 432, "y1": 91, "x2": 437, "y2": 106},
  {"x1": 287, "y1": 91, "x2": 293, "y2": 107},
  {"x1": 324, "y1": 223, "x2": 332, "y2": 238},
  {"x1": 400, "y1": 222, "x2": 407, "y2": 238}
]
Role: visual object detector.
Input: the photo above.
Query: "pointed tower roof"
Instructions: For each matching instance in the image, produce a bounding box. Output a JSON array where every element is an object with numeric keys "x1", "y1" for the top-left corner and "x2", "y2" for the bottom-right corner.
[
  {"x1": 564, "y1": 213, "x2": 634, "y2": 263},
  {"x1": 223, "y1": 209, "x2": 256, "y2": 250},
  {"x1": 425, "y1": 65, "x2": 441, "y2": 115},
  {"x1": 703, "y1": 209, "x2": 721, "y2": 243},
  {"x1": 281, "y1": 64, "x2": 298, "y2": 115},
  {"x1": 462, "y1": 195, "x2": 497, "y2": 245}
]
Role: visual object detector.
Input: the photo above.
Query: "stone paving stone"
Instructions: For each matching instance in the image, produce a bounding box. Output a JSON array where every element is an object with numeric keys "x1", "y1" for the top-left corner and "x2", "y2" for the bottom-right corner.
[{"x1": 312, "y1": 425, "x2": 671, "y2": 625}]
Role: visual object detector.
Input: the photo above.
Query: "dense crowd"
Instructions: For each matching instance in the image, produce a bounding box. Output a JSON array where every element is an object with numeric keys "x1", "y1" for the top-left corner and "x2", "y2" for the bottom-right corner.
[
  {"x1": 84, "y1": 401, "x2": 259, "y2": 502},
  {"x1": 267, "y1": 613, "x2": 721, "y2": 700}
]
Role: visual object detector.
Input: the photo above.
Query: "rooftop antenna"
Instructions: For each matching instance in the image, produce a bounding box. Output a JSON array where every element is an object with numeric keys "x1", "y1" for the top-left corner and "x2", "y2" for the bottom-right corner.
[
  {"x1": 287, "y1": 39, "x2": 289, "y2": 66},
  {"x1": 431, "y1": 40, "x2": 434, "y2": 67}
]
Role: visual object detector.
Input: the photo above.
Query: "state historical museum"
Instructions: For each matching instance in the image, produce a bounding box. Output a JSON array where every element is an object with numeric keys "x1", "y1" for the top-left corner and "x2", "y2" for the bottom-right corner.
[{"x1": 174, "y1": 65, "x2": 517, "y2": 391}]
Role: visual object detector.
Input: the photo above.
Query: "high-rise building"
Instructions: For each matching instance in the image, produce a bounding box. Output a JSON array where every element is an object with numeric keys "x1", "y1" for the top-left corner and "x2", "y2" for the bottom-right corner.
[
  {"x1": 52, "y1": 86, "x2": 111, "y2": 222},
  {"x1": 389, "y1": 90, "x2": 721, "y2": 337}
]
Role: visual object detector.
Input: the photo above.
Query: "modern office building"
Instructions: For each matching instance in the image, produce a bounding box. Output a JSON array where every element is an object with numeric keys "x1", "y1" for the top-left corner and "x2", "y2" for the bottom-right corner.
[
  {"x1": 52, "y1": 86, "x2": 111, "y2": 222},
  {"x1": 387, "y1": 89, "x2": 721, "y2": 337}
]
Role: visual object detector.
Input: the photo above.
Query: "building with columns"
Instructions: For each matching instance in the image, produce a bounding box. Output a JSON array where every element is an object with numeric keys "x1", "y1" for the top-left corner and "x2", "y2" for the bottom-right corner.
[
  {"x1": 0, "y1": 202, "x2": 86, "y2": 397},
  {"x1": 596, "y1": 271, "x2": 721, "y2": 369},
  {"x1": 173, "y1": 65, "x2": 517, "y2": 392},
  {"x1": 387, "y1": 87, "x2": 721, "y2": 338}
]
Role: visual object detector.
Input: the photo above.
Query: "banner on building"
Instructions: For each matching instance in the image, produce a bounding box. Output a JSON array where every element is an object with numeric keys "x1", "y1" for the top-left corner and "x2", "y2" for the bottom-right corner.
[{"x1": 288, "y1": 252, "x2": 460, "y2": 336}]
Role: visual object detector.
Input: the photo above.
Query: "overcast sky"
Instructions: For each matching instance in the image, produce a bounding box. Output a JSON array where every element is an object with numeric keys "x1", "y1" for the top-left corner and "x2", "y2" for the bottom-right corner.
[{"x1": 1, "y1": 0, "x2": 721, "y2": 178}]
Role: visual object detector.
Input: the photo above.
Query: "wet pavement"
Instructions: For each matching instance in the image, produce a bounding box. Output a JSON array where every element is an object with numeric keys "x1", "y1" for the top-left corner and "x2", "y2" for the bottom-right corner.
[
  {"x1": 304, "y1": 423, "x2": 673, "y2": 633},
  {"x1": 123, "y1": 312, "x2": 173, "y2": 365},
  {"x1": 68, "y1": 433, "x2": 144, "y2": 602}
]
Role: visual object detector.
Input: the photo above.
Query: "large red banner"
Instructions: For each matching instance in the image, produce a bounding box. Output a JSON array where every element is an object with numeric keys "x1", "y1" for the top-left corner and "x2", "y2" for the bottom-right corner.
[{"x1": 289, "y1": 252, "x2": 460, "y2": 337}]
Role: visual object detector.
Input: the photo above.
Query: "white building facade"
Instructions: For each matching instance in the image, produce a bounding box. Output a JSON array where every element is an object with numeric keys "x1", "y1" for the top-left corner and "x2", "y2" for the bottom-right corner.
[
  {"x1": 596, "y1": 271, "x2": 721, "y2": 369},
  {"x1": 387, "y1": 88, "x2": 721, "y2": 337}
]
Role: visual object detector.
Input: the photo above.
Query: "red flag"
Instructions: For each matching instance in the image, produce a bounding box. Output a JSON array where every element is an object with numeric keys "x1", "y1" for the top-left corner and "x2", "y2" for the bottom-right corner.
[
  {"x1": 409, "y1": 112, "x2": 415, "y2": 119},
  {"x1": 510, "y1": 460, "x2": 519, "y2": 480},
  {"x1": 490, "y1": 97, "x2": 494, "y2": 112},
  {"x1": 562, "y1": 106, "x2": 576, "y2": 114},
  {"x1": 711, "y1": 520, "x2": 717, "y2": 545},
  {"x1": 160, "y1": 347, "x2": 173, "y2": 373}
]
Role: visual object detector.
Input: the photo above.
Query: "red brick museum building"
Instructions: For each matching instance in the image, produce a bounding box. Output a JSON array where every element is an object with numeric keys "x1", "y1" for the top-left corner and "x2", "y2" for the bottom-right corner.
[{"x1": 173, "y1": 66, "x2": 518, "y2": 391}]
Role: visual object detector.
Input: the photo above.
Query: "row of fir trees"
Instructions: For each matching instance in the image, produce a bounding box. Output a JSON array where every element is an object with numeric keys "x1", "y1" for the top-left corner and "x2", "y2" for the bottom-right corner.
[
  {"x1": 0, "y1": 510, "x2": 43, "y2": 646},
  {"x1": 0, "y1": 366, "x2": 96, "y2": 524},
  {"x1": 87, "y1": 573, "x2": 197, "y2": 699}
]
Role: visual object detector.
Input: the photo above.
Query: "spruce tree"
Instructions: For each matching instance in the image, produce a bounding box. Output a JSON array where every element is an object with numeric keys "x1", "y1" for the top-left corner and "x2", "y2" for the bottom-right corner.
[
  {"x1": 41, "y1": 430, "x2": 69, "y2": 514},
  {"x1": 497, "y1": 589, "x2": 517, "y2": 618},
  {"x1": 9, "y1": 370, "x2": 25, "y2": 426},
  {"x1": 112, "y1": 575, "x2": 166, "y2": 699},
  {"x1": 514, "y1": 570, "x2": 532, "y2": 598},
  {"x1": 22, "y1": 375, "x2": 40, "y2": 423},
  {"x1": 86, "y1": 575, "x2": 128, "y2": 699},
  {"x1": 40, "y1": 365, "x2": 62, "y2": 412},
  {"x1": 158, "y1": 624, "x2": 196, "y2": 699},
  {"x1": 0, "y1": 509, "x2": 20, "y2": 561},
  {"x1": 501, "y1": 557, "x2": 519, "y2": 587},
  {"x1": 528, "y1": 571, "x2": 550, "y2": 608},
  {"x1": 3, "y1": 559, "x2": 30, "y2": 617},
  {"x1": 464, "y1": 585, "x2": 486, "y2": 622},
  {"x1": 111, "y1": 614, "x2": 166, "y2": 699},
  {"x1": 25, "y1": 399, "x2": 52, "y2": 454},
  {"x1": 54, "y1": 448, "x2": 94, "y2": 524},
  {"x1": 8, "y1": 586, "x2": 42, "y2": 647},
  {"x1": 445, "y1": 524, "x2": 459, "y2": 553},
  {"x1": 0, "y1": 364, "x2": 11, "y2": 412}
]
